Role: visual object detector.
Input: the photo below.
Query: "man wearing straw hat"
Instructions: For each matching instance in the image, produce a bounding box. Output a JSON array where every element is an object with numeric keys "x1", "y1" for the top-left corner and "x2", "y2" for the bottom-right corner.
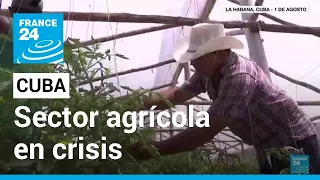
[{"x1": 128, "y1": 23, "x2": 320, "y2": 174}]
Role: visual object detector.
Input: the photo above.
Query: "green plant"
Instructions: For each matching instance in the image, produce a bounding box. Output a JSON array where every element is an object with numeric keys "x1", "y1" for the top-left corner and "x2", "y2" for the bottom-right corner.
[{"x1": 0, "y1": 36, "x2": 258, "y2": 174}]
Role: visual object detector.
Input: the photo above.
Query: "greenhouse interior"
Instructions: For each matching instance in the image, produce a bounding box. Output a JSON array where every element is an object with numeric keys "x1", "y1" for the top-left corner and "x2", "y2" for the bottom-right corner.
[{"x1": 0, "y1": 0, "x2": 319, "y2": 174}]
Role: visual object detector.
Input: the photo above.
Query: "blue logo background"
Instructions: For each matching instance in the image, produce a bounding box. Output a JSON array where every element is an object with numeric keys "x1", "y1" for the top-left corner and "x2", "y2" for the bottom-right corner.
[
  {"x1": 290, "y1": 155, "x2": 309, "y2": 174},
  {"x1": 13, "y1": 13, "x2": 64, "y2": 64}
]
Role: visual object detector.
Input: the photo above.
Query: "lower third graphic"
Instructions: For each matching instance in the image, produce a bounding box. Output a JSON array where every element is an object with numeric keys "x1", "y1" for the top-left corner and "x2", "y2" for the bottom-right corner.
[
  {"x1": 290, "y1": 154, "x2": 309, "y2": 174},
  {"x1": 13, "y1": 13, "x2": 64, "y2": 64}
]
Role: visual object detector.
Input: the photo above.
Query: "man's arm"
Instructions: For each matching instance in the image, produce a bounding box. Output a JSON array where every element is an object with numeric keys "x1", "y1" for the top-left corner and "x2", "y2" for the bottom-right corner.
[
  {"x1": 143, "y1": 87, "x2": 197, "y2": 110},
  {"x1": 152, "y1": 115, "x2": 234, "y2": 155},
  {"x1": 143, "y1": 72, "x2": 206, "y2": 110},
  {"x1": 115, "y1": 72, "x2": 206, "y2": 110},
  {"x1": 150, "y1": 73, "x2": 258, "y2": 156}
]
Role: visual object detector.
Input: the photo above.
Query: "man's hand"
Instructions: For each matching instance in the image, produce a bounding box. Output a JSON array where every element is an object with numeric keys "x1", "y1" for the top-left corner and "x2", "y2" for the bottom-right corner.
[
  {"x1": 155, "y1": 115, "x2": 234, "y2": 156},
  {"x1": 127, "y1": 141, "x2": 153, "y2": 161},
  {"x1": 140, "y1": 87, "x2": 198, "y2": 111},
  {"x1": 127, "y1": 115, "x2": 234, "y2": 159}
]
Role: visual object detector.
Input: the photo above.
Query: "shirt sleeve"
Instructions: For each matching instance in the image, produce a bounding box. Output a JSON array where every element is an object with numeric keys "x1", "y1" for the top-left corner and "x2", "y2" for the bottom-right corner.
[
  {"x1": 207, "y1": 73, "x2": 257, "y2": 119},
  {"x1": 179, "y1": 72, "x2": 206, "y2": 95}
]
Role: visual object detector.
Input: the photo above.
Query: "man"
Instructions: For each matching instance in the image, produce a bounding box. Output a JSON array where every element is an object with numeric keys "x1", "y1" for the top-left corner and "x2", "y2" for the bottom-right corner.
[{"x1": 128, "y1": 23, "x2": 320, "y2": 174}]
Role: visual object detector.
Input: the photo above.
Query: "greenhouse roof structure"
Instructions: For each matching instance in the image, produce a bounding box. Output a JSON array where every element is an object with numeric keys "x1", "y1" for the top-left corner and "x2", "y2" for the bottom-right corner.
[{"x1": 0, "y1": 0, "x2": 319, "y2": 160}]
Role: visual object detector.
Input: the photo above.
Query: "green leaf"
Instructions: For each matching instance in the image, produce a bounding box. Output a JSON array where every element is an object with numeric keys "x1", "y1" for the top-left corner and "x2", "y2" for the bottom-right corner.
[
  {"x1": 115, "y1": 53, "x2": 129, "y2": 60},
  {"x1": 0, "y1": 36, "x2": 14, "y2": 69},
  {"x1": 0, "y1": 81, "x2": 12, "y2": 92},
  {"x1": 120, "y1": 86, "x2": 134, "y2": 92},
  {"x1": 147, "y1": 91, "x2": 153, "y2": 100},
  {"x1": 139, "y1": 129, "x2": 154, "y2": 138},
  {"x1": 280, "y1": 168, "x2": 290, "y2": 174},
  {"x1": 108, "y1": 83, "x2": 120, "y2": 92},
  {"x1": 67, "y1": 37, "x2": 82, "y2": 49},
  {"x1": 83, "y1": 46, "x2": 93, "y2": 52},
  {"x1": 154, "y1": 92, "x2": 174, "y2": 108},
  {"x1": 147, "y1": 145, "x2": 162, "y2": 161}
]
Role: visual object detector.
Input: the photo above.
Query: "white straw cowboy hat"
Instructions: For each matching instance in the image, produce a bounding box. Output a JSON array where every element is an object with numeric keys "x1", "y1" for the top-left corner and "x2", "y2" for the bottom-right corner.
[{"x1": 173, "y1": 23, "x2": 244, "y2": 64}]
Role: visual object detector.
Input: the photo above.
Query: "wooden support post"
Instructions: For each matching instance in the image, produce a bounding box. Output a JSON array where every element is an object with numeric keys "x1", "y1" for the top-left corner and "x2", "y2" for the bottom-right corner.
[
  {"x1": 171, "y1": 64, "x2": 183, "y2": 86},
  {"x1": 250, "y1": 0, "x2": 264, "y2": 21},
  {"x1": 167, "y1": 58, "x2": 184, "y2": 139},
  {"x1": 182, "y1": 63, "x2": 191, "y2": 82},
  {"x1": 199, "y1": 0, "x2": 217, "y2": 22},
  {"x1": 239, "y1": 0, "x2": 271, "y2": 171},
  {"x1": 226, "y1": 29, "x2": 245, "y2": 36},
  {"x1": 239, "y1": 0, "x2": 270, "y2": 78},
  {"x1": 310, "y1": 116, "x2": 320, "y2": 121}
]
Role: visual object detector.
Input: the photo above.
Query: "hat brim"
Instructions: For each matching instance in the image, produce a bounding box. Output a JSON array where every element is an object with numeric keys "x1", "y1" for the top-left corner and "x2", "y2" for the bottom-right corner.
[
  {"x1": 172, "y1": 37, "x2": 193, "y2": 63},
  {"x1": 173, "y1": 36, "x2": 244, "y2": 64}
]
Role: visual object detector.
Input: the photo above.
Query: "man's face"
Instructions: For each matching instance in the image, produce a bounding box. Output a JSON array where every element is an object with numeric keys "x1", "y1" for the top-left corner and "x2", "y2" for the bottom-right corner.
[{"x1": 190, "y1": 51, "x2": 219, "y2": 78}]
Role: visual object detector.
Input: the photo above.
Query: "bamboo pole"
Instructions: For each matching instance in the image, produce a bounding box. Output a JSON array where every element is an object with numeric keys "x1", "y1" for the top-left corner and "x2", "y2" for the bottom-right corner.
[
  {"x1": 78, "y1": 59, "x2": 175, "y2": 85},
  {"x1": 213, "y1": 140, "x2": 240, "y2": 151},
  {"x1": 191, "y1": 63, "x2": 320, "y2": 98},
  {"x1": 196, "y1": 95, "x2": 210, "y2": 101},
  {"x1": 250, "y1": 0, "x2": 264, "y2": 20},
  {"x1": 149, "y1": 83, "x2": 172, "y2": 91},
  {"x1": 261, "y1": 13, "x2": 296, "y2": 26},
  {"x1": 310, "y1": 116, "x2": 320, "y2": 121},
  {"x1": 79, "y1": 22, "x2": 245, "y2": 47},
  {"x1": 223, "y1": 142, "x2": 241, "y2": 151},
  {"x1": 269, "y1": 67, "x2": 320, "y2": 95},
  {"x1": 1, "y1": 9, "x2": 319, "y2": 36},
  {"x1": 240, "y1": 142, "x2": 245, "y2": 159},
  {"x1": 238, "y1": 0, "x2": 270, "y2": 170},
  {"x1": 199, "y1": 0, "x2": 217, "y2": 22},
  {"x1": 226, "y1": 29, "x2": 245, "y2": 36},
  {"x1": 79, "y1": 24, "x2": 178, "y2": 47},
  {"x1": 183, "y1": 64, "x2": 191, "y2": 80},
  {"x1": 213, "y1": 139, "x2": 241, "y2": 143},
  {"x1": 297, "y1": 101, "x2": 320, "y2": 106},
  {"x1": 181, "y1": 100, "x2": 320, "y2": 106},
  {"x1": 75, "y1": 2, "x2": 240, "y2": 100},
  {"x1": 168, "y1": 65, "x2": 183, "y2": 138},
  {"x1": 239, "y1": 0, "x2": 270, "y2": 78},
  {"x1": 170, "y1": 65, "x2": 183, "y2": 86},
  {"x1": 219, "y1": 131, "x2": 243, "y2": 142}
]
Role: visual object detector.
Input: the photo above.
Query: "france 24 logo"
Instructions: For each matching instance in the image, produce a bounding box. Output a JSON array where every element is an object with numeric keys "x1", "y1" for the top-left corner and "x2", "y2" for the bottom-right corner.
[{"x1": 13, "y1": 13, "x2": 64, "y2": 64}]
